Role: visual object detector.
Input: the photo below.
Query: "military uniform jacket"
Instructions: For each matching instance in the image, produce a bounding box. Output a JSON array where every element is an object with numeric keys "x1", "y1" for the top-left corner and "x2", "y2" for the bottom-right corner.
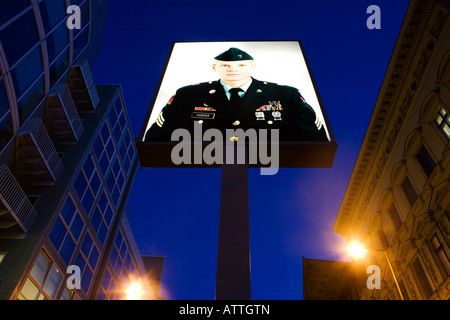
[{"x1": 144, "y1": 78, "x2": 327, "y2": 142}]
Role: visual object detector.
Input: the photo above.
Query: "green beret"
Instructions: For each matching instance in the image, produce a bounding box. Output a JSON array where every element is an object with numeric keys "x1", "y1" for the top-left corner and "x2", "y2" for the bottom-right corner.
[{"x1": 214, "y1": 47, "x2": 254, "y2": 61}]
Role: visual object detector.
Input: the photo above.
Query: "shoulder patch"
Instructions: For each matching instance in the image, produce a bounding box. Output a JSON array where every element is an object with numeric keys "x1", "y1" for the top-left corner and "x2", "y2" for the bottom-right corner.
[{"x1": 167, "y1": 94, "x2": 175, "y2": 105}]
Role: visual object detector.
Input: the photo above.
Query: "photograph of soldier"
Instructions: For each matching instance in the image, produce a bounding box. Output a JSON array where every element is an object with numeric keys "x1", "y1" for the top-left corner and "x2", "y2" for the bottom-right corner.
[{"x1": 144, "y1": 47, "x2": 327, "y2": 142}]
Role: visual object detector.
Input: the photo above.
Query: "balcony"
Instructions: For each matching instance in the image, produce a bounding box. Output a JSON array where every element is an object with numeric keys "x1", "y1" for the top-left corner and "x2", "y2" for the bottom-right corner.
[
  {"x1": 68, "y1": 57, "x2": 100, "y2": 112},
  {"x1": 15, "y1": 118, "x2": 63, "y2": 185},
  {"x1": 0, "y1": 165, "x2": 38, "y2": 238},
  {"x1": 44, "y1": 83, "x2": 84, "y2": 144}
]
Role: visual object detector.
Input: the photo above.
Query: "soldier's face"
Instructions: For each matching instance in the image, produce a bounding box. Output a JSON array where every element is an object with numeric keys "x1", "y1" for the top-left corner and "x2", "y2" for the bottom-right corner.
[{"x1": 213, "y1": 60, "x2": 255, "y2": 82}]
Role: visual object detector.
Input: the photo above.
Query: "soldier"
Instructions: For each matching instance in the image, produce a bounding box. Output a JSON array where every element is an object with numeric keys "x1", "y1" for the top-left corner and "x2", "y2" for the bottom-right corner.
[{"x1": 144, "y1": 47, "x2": 327, "y2": 142}]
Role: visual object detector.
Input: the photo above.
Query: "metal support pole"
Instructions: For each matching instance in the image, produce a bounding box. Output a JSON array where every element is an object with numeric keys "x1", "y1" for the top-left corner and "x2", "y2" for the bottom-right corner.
[
  {"x1": 383, "y1": 251, "x2": 404, "y2": 300},
  {"x1": 215, "y1": 150, "x2": 251, "y2": 300}
]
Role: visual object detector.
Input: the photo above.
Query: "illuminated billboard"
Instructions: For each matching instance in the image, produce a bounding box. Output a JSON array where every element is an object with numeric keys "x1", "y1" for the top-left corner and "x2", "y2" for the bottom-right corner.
[{"x1": 137, "y1": 41, "x2": 336, "y2": 169}]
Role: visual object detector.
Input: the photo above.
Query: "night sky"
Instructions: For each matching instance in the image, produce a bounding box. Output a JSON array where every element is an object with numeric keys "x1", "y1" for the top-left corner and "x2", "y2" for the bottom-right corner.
[{"x1": 91, "y1": 0, "x2": 410, "y2": 300}]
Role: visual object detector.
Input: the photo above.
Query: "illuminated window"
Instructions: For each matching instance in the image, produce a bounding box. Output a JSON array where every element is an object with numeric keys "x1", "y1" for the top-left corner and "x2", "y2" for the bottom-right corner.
[
  {"x1": 431, "y1": 234, "x2": 450, "y2": 276},
  {"x1": 0, "y1": 252, "x2": 6, "y2": 265},
  {"x1": 415, "y1": 145, "x2": 436, "y2": 177},
  {"x1": 18, "y1": 251, "x2": 63, "y2": 300},
  {"x1": 435, "y1": 107, "x2": 450, "y2": 140}
]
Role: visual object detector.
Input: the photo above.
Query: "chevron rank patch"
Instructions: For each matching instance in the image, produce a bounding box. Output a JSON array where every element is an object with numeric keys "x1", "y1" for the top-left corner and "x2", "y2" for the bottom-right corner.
[{"x1": 155, "y1": 112, "x2": 165, "y2": 127}]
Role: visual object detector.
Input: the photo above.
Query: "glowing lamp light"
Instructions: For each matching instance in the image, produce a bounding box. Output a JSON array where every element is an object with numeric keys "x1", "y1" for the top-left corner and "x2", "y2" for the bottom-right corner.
[
  {"x1": 125, "y1": 281, "x2": 144, "y2": 300},
  {"x1": 347, "y1": 241, "x2": 368, "y2": 260}
]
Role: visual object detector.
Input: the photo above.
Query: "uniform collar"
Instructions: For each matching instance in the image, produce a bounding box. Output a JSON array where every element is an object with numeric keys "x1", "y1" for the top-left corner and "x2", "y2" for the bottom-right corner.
[{"x1": 219, "y1": 78, "x2": 253, "y2": 93}]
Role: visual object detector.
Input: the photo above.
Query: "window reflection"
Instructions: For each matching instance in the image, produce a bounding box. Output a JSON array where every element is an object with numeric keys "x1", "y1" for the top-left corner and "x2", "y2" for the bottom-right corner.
[
  {"x1": 46, "y1": 20, "x2": 69, "y2": 63},
  {"x1": 0, "y1": 0, "x2": 31, "y2": 27},
  {"x1": 49, "y1": 48, "x2": 69, "y2": 87},
  {"x1": 11, "y1": 45, "x2": 43, "y2": 98},
  {"x1": 0, "y1": 78, "x2": 9, "y2": 120},
  {"x1": 38, "y1": 0, "x2": 67, "y2": 34},
  {"x1": 0, "y1": 9, "x2": 39, "y2": 67},
  {"x1": 17, "y1": 75, "x2": 45, "y2": 125}
]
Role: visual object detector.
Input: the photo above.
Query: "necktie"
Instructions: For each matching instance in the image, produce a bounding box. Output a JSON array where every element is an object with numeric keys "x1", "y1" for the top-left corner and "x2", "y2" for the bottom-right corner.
[{"x1": 229, "y1": 88, "x2": 243, "y2": 115}]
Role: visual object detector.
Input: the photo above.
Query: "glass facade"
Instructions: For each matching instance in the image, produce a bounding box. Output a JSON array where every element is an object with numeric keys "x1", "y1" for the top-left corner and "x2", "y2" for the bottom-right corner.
[
  {"x1": 0, "y1": 0, "x2": 154, "y2": 301},
  {"x1": 0, "y1": 0, "x2": 93, "y2": 152}
]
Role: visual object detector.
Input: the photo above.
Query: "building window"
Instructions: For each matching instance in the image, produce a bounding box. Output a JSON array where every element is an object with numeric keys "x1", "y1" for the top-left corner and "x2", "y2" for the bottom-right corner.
[
  {"x1": 109, "y1": 97, "x2": 128, "y2": 144},
  {"x1": 38, "y1": 0, "x2": 67, "y2": 34},
  {"x1": 431, "y1": 234, "x2": 450, "y2": 276},
  {"x1": 74, "y1": 154, "x2": 102, "y2": 215},
  {"x1": 398, "y1": 279, "x2": 410, "y2": 300},
  {"x1": 59, "y1": 285, "x2": 75, "y2": 300},
  {"x1": 108, "y1": 229, "x2": 139, "y2": 295},
  {"x1": 0, "y1": 78, "x2": 9, "y2": 122},
  {"x1": 415, "y1": 145, "x2": 436, "y2": 177},
  {"x1": 49, "y1": 195, "x2": 85, "y2": 265},
  {"x1": 18, "y1": 250, "x2": 63, "y2": 300},
  {"x1": 377, "y1": 230, "x2": 390, "y2": 250},
  {"x1": 401, "y1": 176, "x2": 418, "y2": 207},
  {"x1": 0, "y1": 8, "x2": 39, "y2": 67},
  {"x1": 435, "y1": 107, "x2": 450, "y2": 140},
  {"x1": 73, "y1": 232, "x2": 100, "y2": 294},
  {"x1": 0, "y1": 0, "x2": 31, "y2": 28},
  {"x1": 411, "y1": 258, "x2": 433, "y2": 299},
  {"x1": 97, "y1": 269, "x2": 118, "y2": 300},
  {"x1": 91, "y1": 190, "x2": 114, "y2": 245},
  {"x1": 73, "y1": 24, "x2": 89, "y2": 60},
  {"x1": 119, "y1": 128, "x2": 135, "y2": 175},
  {"x1": 45, "y1": 19, "x2": 69, "y2": 64},
  {"x1": 388, "y1": 203, "x2": 403, "y2": 232},
  {"x1": 93, "y1": 121, "x2": 115, "y2": 174},
  {"x1": 11, "y1": 44, "x2": 44, "y2": 100},
  {"x1": 107, "y1": 157, "x2": 126, "y2": 206}
]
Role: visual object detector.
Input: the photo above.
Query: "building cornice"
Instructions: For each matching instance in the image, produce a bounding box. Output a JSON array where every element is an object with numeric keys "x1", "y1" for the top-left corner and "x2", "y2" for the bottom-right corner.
[{"x1": 333, "y1": 0, "x2": 449, "y2": 237}]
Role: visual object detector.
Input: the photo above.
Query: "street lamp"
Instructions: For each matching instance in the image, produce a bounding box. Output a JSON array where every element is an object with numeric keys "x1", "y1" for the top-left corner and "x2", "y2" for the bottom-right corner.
[
  {"x1": 347, "y1": 240, "x2": 404, "y2": 300},
  {"x1": 106, "y1": 280, "x2": 145, "y2": 300}
]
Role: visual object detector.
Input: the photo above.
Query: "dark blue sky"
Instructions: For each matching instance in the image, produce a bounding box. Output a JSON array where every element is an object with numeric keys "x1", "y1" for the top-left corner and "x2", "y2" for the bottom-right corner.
[{"x1": 92, "y1": 0, "x2": 410, "y2": 300}]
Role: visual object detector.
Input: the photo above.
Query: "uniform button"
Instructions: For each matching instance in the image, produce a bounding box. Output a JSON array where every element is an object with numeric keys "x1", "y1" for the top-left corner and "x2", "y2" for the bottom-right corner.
[
  {"x1": 232, "y1": 120, "x2": 240, "y2": 126},
  {"x1": 198, "y1": 120, "x2": 204, "y2": 124},
  {"x1": 267, "y1": 120, "x2": 273, "y2": 125},
  {"x1": 229, "y1": 136, "x2": 238, "y2": 142}
]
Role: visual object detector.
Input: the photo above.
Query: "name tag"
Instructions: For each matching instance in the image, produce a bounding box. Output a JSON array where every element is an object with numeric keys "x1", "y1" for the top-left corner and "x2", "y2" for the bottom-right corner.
[{"x1": 191, "y1": 112, "x2": 215, "y2": 119}]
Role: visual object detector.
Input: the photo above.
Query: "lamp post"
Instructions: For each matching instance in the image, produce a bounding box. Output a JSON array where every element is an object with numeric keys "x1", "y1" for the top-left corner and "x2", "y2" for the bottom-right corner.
[{"x1": 347, "y1": 240, "x2": 404, "y2": 300}]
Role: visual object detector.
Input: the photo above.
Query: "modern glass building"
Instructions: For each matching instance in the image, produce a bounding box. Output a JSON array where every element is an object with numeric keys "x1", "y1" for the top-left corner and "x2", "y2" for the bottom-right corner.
[{"x1": 0, "y1": 1, "x2": 160, "y2": 300}]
